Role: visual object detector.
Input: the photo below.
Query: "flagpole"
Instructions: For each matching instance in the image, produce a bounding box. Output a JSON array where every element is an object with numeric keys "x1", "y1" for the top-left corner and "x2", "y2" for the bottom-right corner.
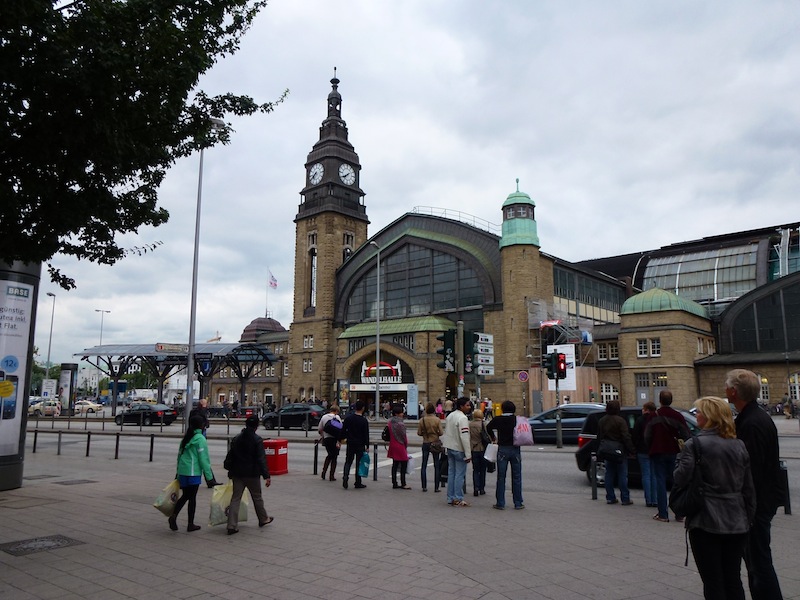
[{"x1": 266, "y1": 268, "x2": 269, "y2": 317}]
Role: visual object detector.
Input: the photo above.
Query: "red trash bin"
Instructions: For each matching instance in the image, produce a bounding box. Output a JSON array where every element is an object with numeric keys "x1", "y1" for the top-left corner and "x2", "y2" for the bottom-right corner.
[{"x1": 263, "y1": 438, "x2": 288, "y2": 475}]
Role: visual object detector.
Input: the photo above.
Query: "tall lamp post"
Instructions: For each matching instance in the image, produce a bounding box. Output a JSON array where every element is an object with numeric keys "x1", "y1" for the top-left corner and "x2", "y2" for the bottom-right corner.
[
  {"x1": 44, "y1": 293, "x2": 56, "y2": 383},
  {"x1": 95, "y1": 309, "x2": 110, "y2": 398},
  {"x1": 370, "y1": 241, "x2": 381, "y2": 419},
  {"x1": 186, "y1": 117, "x2": 226, "y2": 423}
]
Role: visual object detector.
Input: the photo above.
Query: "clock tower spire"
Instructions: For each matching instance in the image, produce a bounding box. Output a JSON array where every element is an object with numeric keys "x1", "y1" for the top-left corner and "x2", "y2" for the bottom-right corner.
[{"x1": 288, "y1": 74, "x2": 370, "y2": 405}]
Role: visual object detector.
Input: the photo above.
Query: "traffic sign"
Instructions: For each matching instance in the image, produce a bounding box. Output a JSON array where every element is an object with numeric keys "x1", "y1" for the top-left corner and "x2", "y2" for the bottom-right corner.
[
  {"x1": 477, "y1": 366, "x2": 495, "y2": 376},
  {"x1": 476, "y1": 333, "x2": 493, "y2": 344},
  {"x1": 518, "y1": 371, "x2": 529, "y2": 383},
  {"x1": 476, "y1": 354, "x2": 494, "y2": 365},
  {"x1": 156, "y1": 343, "x2": 189, "y2": 353}
]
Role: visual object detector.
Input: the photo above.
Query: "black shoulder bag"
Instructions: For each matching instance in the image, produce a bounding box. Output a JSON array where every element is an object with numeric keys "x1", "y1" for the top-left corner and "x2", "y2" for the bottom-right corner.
[{"x1": 668, "y1": 437, "x2": 705, "y2": 566}]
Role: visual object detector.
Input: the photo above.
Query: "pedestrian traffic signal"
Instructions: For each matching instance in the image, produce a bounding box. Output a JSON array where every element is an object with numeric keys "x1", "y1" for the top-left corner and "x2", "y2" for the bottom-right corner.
[
  {"x1": 463, "y1": 331, "x2": 479, "y2": 374},
  {"x1": 556, "y1": 353, "x2": 567, "y2": 379},
  {"x1": 436, "y1": 329, "x2": 456, "y2": 372},
  {"x1": 544, "y1": 352, "x2": 558, "y2": 380}
]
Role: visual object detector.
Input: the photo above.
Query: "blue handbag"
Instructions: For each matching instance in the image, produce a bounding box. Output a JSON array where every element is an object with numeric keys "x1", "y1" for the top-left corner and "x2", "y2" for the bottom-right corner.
[{"x1": 357, "y1": 452, "x2": 370, "y2": 477}]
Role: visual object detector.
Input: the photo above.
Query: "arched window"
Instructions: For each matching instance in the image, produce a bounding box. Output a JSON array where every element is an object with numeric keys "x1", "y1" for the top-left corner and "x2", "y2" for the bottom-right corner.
[{"x1": 345, "y1": 244, "x2": 482, "y2": 324}]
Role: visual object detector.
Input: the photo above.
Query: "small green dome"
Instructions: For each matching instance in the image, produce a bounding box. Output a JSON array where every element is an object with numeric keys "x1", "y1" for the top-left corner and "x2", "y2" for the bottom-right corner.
[
  {"x1": 621, "y1": 288, "x2": 708, "y2": 319},
  {"x1": 502, "y1": 178, "x2": 535, "y2": 208}
]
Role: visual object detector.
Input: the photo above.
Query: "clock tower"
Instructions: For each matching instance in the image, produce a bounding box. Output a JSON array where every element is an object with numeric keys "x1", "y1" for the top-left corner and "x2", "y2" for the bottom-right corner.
[{"x1": 287, "y1": 75, "x2": 369, "y2": 403}]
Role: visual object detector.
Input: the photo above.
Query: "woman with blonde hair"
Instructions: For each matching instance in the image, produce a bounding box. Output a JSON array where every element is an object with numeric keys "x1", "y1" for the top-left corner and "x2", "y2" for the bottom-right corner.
[
  {"x1": 673, "y1": 396, "x2": 755, "y2": 600},
  {"x1": 468, "y1": 409, "x2": 488, "y2": 496}
]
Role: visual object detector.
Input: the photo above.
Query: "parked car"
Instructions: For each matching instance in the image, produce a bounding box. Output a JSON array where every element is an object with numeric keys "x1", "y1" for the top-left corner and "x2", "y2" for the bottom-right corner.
[
  {"x1": 28, "y1": 399, "x2": 61, "y2": 417},
  {"x1": 261, "y1": 403, "x2": 325, "y2": 430},
  {"x1": 575, "y1": 406, "x2": 699, "y2": 485},
  {"x1": 114, "y1": 403, "x2": 178, "y2": 426},
  {"x1": 75, "y1": 400, "x2": 104, "y2": 414},
  {"x1": 527, "y1": 403, "x2": 606, "y2": 444}
]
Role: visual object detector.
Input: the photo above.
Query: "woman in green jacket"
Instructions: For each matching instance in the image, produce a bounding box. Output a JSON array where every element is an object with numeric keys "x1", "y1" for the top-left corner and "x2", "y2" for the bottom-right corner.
[{"x1": 169, "y1": 415, "x2": 216, "y2": 532}]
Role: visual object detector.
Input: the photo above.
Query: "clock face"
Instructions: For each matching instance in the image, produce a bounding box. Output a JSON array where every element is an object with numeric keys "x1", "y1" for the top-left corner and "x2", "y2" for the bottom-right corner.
[
  {"x1": 338, "y1": 163, "x2": 356, "y2": 185},
  {"x1": 309, "y1": 163, "x2": 324, "y2": 185}
]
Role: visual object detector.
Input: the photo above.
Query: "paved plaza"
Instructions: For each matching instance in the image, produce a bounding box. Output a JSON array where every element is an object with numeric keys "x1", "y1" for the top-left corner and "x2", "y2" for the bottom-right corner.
[{"x1": 1, "y1": 417, "x2": 800, "y2": 600}]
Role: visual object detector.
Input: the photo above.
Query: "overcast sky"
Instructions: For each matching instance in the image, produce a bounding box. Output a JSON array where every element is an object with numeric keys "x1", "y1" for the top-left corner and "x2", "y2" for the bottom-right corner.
[{"x1": 36, "y1": 0, "x2": 800, "y2": 369}]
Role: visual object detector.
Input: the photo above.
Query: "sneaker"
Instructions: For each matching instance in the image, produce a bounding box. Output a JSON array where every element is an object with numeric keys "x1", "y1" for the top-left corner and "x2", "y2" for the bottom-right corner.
[
  {"x1": 342, "y1": 480, "x2": 349, "y2": 490},
  {"x1": 354, "y1": 483, "x2": 367, "y2": 489},
  {"x1": 492, "y1": 504, "x2": 505, "y2": 510},
  {"x1": 514, "y1": 504, "x2": 525, "y2": 510},
  {"x1": 607, "y1": 499, "x2": 619, "y2": 505},
  {"x1": 621, "y1": 500, "x2": 633, "y2": 506}
]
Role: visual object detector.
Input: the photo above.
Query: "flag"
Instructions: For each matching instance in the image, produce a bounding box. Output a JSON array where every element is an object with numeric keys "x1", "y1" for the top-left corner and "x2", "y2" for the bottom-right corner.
[{"x1": 269, "y1": 271, "x2": 278, "y2": 289}]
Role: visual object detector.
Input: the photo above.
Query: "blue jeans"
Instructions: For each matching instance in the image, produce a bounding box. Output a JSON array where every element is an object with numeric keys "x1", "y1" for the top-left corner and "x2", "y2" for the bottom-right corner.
[
  {"x1": 495, "y1": 445, "x2": 523, "y2": 508},
  {"x1": 744, "y1": 509, "x2": 783, "y2": 599},
  {"x1": 447, "y1": 449, "x2": 467, "y2": 503},
  {"x1": 471, "y1": 450, "x2": 486, "y2": 493},
  {"x1": 651, "y1": 453, "x2": 676, "y2": 519},
  {"x1": 637, "y1": 453, "x2": 656, "y2": 505},
  {"x1": 604, "y1": 457, "x2": 630, "y2": 503}
]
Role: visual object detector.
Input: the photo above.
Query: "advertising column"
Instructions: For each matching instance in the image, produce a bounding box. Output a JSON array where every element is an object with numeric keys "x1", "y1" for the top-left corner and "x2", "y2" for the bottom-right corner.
[
  {"x1": 0, "y1": 261, "x2": 40, "y2": 491},
  {"x1": 58, "y1": 363, "x2": 79, "y2": 416}
]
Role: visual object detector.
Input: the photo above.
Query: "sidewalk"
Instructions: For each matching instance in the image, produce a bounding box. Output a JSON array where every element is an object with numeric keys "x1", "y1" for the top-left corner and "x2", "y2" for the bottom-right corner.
[{"x1": 1, "y1": 426, "x2": 799, "y2": 599}]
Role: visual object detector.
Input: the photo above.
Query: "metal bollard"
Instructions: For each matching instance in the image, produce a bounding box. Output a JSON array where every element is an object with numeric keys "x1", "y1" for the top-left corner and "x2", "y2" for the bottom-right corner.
[
  {"x1": 313, "y1": 440, "x2": 319, "y2": 475},
  {"x1": 590, "y1": 453, "x2": 597, "y2": 500},
  {"x1": 86, "y1": 431, "x2": 91, "y2": 457},
  {"x1": 556, "y1": 411, "x2": 563, "y2": 448},
  {"x1": 149, "y1": 434, "x2": 155, "y2": 462},
  {"x1": 32, "y1": 429, "x2": 38, "y2": 453},
  {"x1": 57, "y1": 431, "x2": 62, "y2": 455},
  {"x1": 114, "y1": 432, "x2": 120, "y2": 459},
  {"x1": 780, "y1": 459, "x2": 791, "y2": 515},
  {"x1": 373, "y1": 443, "x2": 378, "y2": 481}
]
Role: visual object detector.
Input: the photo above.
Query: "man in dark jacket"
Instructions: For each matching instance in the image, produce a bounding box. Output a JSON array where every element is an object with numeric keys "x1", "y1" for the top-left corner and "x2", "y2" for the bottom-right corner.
[
  {"x1": 341, "y1": 400, "x2": 370, "y2": 489},
  {"x1": 645, "y1": 389, "x2": 690, "y2": 522},
  {"x1": 727, "y1": 369, "x2": 785, "y2": 599},
  {"x1": 225, "y1": 415, "x2": 272, "y2": 535}
]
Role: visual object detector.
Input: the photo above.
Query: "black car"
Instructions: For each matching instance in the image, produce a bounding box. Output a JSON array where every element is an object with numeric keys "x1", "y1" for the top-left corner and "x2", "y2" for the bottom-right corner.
[
  {"x1": 114, "y1": 403, "x2": 178, "y2": 426},
  {"x1": 574, "y1": 406, "x2": 699, "y2": 485},
  {"x1": 261, "y1": 403, "x2": 325, "y2": 431},
  {"x1": 527, "y1": 403, "x2": 606, "y2": 444}
]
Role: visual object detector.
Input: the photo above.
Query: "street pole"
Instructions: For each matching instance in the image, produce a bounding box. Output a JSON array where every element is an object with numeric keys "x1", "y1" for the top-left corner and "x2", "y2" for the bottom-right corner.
[
  {"x1": 95, "y1": 309, "x2": 110, "y2": 400},
  {"x1": 45, "y1": 293, "x2": 56, "y2": 381},
  {"x1": 186, "y1": 117, "x2": 225, "y2": 426},
  {"x1": 370, "y1": 241, "x2": 381, "y2": 419}
]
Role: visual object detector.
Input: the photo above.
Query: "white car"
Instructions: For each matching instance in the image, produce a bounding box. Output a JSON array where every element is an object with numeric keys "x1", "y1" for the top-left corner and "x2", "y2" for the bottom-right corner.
[
  {"x1": 28, "y1": 399, "x2": 61, "y2": 417},
  {"x1": 75, "y1": 400, "x2": 104, "y2": 414}
]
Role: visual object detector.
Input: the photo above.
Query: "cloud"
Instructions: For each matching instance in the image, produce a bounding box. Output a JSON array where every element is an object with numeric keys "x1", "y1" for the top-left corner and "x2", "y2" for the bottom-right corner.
[{"x1": 34, "y1": 0, "x2": 800, "y2": 371}]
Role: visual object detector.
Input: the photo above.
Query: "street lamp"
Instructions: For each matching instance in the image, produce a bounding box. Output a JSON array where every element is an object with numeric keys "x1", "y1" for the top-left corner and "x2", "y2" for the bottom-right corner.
[
  {"x1": 45, "y1": 293, "x2": 56, "y2": 381},
  {"x1": 95, "y1": 309, "x2": 110, "y2": 398},
  {"x1": 370, "y1": 240, "x2": 381, "y2": 420},
  {"x1": 186, "y1": 117, "x2": 225, "y2": 423}
]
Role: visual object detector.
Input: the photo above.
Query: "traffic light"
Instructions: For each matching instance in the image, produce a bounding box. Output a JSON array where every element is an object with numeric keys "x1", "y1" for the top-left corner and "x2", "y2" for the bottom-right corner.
[
  {"x1": 556, "y1": 353, "x2": 567, "y2": 379},
  {"x1": 436, "y1": 329, "x2": 456, "y2": 372},
  {"x1": 463, "y1": 331, "x2": 478, "y2": 374},
  {"x1": 544, "y1": 352, "x2": 557, "y2": 380}
]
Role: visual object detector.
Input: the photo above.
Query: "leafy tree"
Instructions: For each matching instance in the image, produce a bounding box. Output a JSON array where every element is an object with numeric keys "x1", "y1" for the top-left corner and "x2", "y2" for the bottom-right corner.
[
  {"x1": 123, "y1": 370, "x2": 153, "y2": 390},
  {"x1": 1, "y1": 0, "x2": 285, "y2": 288}
]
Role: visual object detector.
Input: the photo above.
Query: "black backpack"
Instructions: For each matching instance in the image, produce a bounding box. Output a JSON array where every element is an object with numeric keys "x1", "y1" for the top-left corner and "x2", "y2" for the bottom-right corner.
[{"x1": 381, "y1": 425, "x2": 390, "y2": 442}]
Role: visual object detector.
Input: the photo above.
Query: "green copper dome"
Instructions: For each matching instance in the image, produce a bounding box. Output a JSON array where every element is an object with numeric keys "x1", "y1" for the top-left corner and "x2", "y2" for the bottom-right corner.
[
  {"x1": 620, "y1": 287, "x2": 708, "y2": 319},
  {"x1": 500, "y1": 178, "x2": 539, "y2": 248}
]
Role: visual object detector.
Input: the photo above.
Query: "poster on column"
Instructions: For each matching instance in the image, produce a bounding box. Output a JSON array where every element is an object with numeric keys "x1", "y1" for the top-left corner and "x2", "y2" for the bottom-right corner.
[
  {"x1": 0, "y1": 281, "x2": 34, "y2": 456},
  {"x1": 546, "y1": 344, "x2": 577, "y2": 392}
]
